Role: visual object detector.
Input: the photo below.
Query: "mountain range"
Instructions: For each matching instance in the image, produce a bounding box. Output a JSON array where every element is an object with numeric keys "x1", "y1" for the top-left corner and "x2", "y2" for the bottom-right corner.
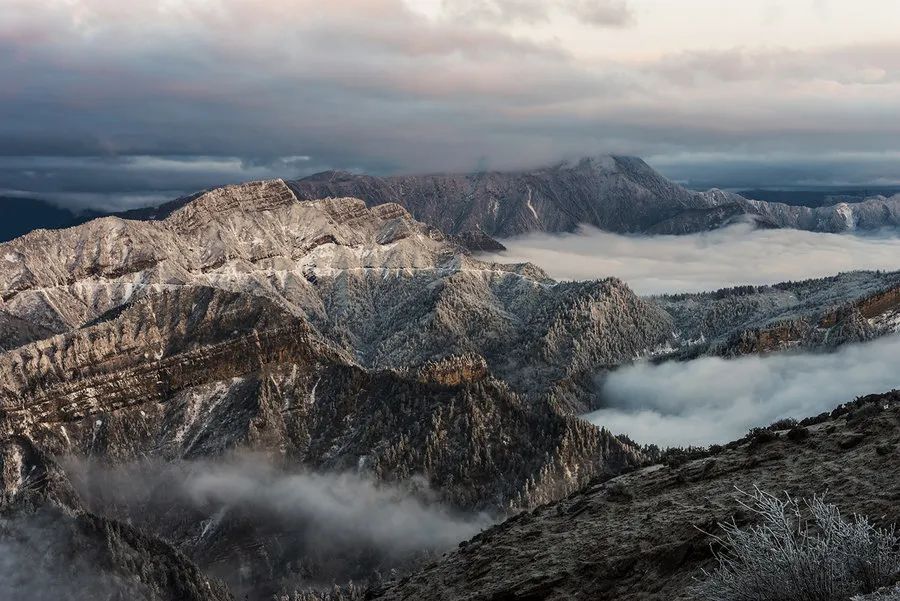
[
  {"x1": 289, "y1": 156, "x2": 900, "y2": 236},
  {"x1": 6, "y1": 155, "x2": 900, "y2": 244},
  {"x1": 2, "y1": 170, "x2": 900, "y2": 599}
]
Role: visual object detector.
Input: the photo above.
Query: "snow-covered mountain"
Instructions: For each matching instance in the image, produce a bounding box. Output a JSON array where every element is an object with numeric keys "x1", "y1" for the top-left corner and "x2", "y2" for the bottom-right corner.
[{"x1": 0, "y1": 179, "x2": 674, "y2": 411}]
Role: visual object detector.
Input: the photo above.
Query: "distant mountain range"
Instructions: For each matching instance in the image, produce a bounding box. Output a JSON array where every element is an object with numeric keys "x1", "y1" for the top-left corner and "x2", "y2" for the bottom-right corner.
[
  {"x1": 5, "y1": 155, "x2": 900, "y2": 243},
  {"x1": 287, "y1": 155, "x2": 900, "y2": 236},
  {"x1": 737, "y1": 187, "x2": 900, "y2": 208}
]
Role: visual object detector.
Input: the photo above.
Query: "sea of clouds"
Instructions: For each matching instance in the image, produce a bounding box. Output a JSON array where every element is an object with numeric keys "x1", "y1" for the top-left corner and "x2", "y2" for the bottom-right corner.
[
  {"x1": 585, "y1": 335, "x2": 900, "y2": 447},
  {"x1": 486, "y1": 224, "x2": 900, "y2": 294}
]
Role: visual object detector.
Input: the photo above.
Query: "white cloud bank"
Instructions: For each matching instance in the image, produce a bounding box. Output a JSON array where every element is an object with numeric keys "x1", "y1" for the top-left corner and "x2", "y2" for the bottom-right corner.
[
  {"x1": 489, "y1": 224, "x2": 900, "y2": 294},
  {"x1": 584, "y1": 335, "x2": 900, "y2": 447}
]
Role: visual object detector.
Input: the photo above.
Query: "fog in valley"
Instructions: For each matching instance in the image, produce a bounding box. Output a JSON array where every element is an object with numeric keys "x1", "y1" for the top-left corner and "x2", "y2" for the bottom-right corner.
[
  {"x1": 485, "y1": 224, "x2": 900, "y2": 294},
  {"x1": 586, "y1": 335, "x2": 900, "y2": 447}
]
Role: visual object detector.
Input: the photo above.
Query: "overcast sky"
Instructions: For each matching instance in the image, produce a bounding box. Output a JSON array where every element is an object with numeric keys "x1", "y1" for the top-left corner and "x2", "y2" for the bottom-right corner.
[{"x1": 3, "y1": 0, "x2": 900, "y2": 209}]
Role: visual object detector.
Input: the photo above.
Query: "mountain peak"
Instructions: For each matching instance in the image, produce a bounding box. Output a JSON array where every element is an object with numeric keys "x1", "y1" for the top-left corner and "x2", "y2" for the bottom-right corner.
[{"x1": 166, "y1": 178, "x2": 297, "y2": 229}]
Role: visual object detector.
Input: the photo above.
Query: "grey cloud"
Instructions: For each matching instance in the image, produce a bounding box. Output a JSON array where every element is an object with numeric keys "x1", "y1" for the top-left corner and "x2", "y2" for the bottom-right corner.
[
  {"x1": 1, "y1": 0, "x2": 899, "y2": 207},
  {"x1": 443, "y1": 0, "x2": 633, "y2": 26},
  {"x1": 0, "y1": 155, "x2": 332, "y2": 210},
  {"x1": 488, "y1": 224, "x2": 900, "y2": 294},
  {"x1": 651, "y1": 44, "x2": 900, "y2": 87},
  {"x1": 584, "y1": 335, "x2": 900, "y2": 447},
  {"x1": 0, "y1": 510, "x2": 149, "y2": 601},
  {"x1": 184, "y1": 465, "x2": 490, "y2": 554},
  {"x1": 65, "y1": 455, "x2": 492, "y2": 589},
  {"x1": 649, "y1": 151, "x2": 900, "y2": 189},
  {"x1": 570, "y1": 0, "x2": 633, "y2": 26}
]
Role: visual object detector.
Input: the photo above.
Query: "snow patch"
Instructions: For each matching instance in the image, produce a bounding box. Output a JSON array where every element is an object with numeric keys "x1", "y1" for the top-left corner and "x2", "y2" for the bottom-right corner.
[
  {"x1": 525, "y1": 188, "x2": 539, "y2": 222},
  {"x1": 835, "y1": 203, "x2": 857, "y2": 230}
]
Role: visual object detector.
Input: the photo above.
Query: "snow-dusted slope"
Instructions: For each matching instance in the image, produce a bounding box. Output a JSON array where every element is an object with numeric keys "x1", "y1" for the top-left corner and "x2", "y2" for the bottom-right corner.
[
  {"x1": 655, "y1": 270, "x2": 900, "y2": 356},
  {"x1": 0, "y1": 178, "x2": 673, "y2": 411},
  {"x1": 0, "y1": 181, "x2": 664, "y2": 595}
]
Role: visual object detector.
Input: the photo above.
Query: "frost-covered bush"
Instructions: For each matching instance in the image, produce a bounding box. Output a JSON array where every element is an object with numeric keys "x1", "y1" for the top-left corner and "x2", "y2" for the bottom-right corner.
[
  {"x1": 277, "y1": 583, "x2": 364, "y2": 601},
  {"x1": 852, "y1": 586, "x2": 900, "y2": 601},
  {"x1": 693, "y1": 488, "x2": 900, "y2": 601}
]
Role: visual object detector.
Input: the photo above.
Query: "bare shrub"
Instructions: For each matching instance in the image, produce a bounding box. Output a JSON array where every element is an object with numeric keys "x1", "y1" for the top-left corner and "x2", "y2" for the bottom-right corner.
[{"x1": 693, "y1": 487, "x2": 900, "y2": 601}]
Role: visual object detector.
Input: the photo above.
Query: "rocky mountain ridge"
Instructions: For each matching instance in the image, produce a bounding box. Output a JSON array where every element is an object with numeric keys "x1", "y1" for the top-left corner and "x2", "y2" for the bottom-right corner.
[
  {"x1": 0, "y1": 179, "x2": 676, "y2": 412},
  {"x1": 0, "y1": 180, "x2": 665, "y2": 597},
  {"x1": 657, "y1": 270, "x2": 900, "y2": 358},
  {"x1": 29, "y1": 155, "x2": 895, "y2": 242}
]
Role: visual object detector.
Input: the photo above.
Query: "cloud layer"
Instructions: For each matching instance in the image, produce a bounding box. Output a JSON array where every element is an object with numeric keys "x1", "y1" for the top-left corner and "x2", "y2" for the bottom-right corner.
[
  {"x1": 66, "y1": 456, "x2": 492, "y2": 592},
  {"x1": 3, "y1": 0, "x2": 900, "y2": 207},
  {"x1": 585, "y1": 335, "x2": 900, "y2": 447},
  {"x1": 488, "y1": 224, "x2": 900, "y2": 294}
]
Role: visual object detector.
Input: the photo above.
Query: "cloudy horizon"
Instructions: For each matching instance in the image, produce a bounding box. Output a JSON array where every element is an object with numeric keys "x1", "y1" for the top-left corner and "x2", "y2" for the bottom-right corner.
[{"x1": 3, "y1": 0, "x2": 900, "y2": 209}]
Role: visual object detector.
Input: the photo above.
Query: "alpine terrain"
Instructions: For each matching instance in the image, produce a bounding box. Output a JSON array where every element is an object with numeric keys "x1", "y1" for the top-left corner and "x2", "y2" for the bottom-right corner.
[{"x1": 2, "y1": 179, "x2": 898, "y2": 600}]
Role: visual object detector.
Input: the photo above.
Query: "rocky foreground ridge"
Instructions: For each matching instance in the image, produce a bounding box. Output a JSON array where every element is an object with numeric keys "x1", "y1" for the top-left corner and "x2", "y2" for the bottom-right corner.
[{"x1": 368, "y1": 391, "x2": 900, "y2": 601}]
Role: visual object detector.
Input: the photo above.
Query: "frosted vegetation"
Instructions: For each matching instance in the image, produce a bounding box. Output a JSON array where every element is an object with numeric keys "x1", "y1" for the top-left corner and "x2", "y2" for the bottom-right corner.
[{"x1": 694, "y1": 488, "x2": 900, "y2": 601}]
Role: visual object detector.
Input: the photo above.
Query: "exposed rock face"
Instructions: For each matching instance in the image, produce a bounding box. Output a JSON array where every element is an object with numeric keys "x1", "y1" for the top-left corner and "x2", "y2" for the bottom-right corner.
[
  {"x1": 367, "y1": 392, "x2": 900, "y2": 601},
  {"x1": 284, "y1": 156, "x2": 900, "y2": 237},
  {"x1": 0, "y1": 292, "x2": 643, "y2": 598},
  {"x1": 0, "y1": 179, "x2": 674, "y2": 413}
]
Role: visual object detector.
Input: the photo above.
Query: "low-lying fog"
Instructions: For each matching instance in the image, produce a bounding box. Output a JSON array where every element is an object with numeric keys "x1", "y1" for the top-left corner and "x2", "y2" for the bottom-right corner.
[
  {"x1": 585, "y1": 335, "x2": 900, "y2": 447},
  {"x1": 63, "y1": 456, "x2": 493, "y2": 598},
  {"x1": 483, "y1": 224, "x2": 900, "y2": 294}
]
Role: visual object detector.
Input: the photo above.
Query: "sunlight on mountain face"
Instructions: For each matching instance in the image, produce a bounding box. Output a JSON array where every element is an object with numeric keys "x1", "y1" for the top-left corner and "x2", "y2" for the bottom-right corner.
[
  {"x1": 585, "y1": 335, "x2": 900, "y2": 447},
  {"x1": 488, "y1": 224, "x2": 900, "y2": 294}
]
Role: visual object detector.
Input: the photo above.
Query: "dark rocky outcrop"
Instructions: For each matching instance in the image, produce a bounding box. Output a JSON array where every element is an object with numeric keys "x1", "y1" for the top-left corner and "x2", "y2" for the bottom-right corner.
[{"x1": 367, "y1": 392, "x2": 900, "y2": 601}]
